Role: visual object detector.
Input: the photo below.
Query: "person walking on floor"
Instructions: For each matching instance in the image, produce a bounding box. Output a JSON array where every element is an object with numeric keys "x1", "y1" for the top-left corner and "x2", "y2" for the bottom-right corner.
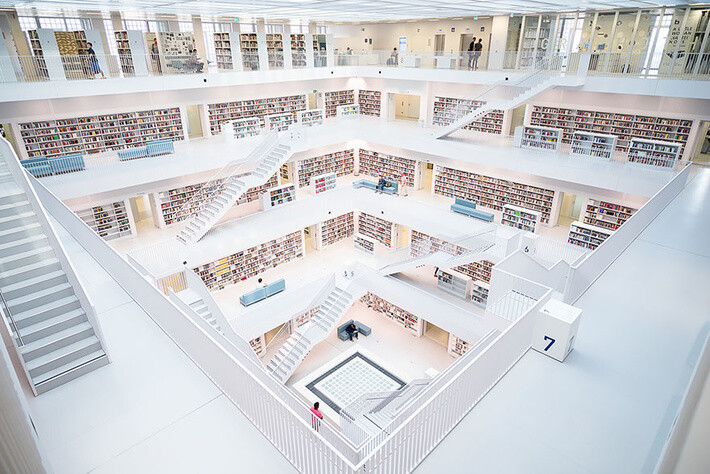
[
  {"x1": 310, "y1": 402, "x2": 323, "y2": 431},
  {"x1": 467, "y1": 37, "x2": 476, "y2": 69},
  {"x1": 86, "y1": 43, "x2": 105, "y2": 79},
  {"x1": 399, "y1": 172, "x2": 408, "y2": 196},
  {"x1": 472, "y1": 39, "x2": 483, "y2": 70}
]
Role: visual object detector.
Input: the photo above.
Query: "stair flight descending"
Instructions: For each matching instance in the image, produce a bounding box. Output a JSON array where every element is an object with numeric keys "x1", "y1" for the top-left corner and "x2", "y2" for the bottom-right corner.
[
  {"x1": 0, "y1": 159, "x2": 108, "y2": 395},
  {"x1": 266, "y1": 284, "x2": 364, "y2": 384},
  {"x1": 433, "y1": 70, "x2": 585, "y2": 139},
  {"x1": 176, "y1": 135, "x2": 292, "y2": 245}
]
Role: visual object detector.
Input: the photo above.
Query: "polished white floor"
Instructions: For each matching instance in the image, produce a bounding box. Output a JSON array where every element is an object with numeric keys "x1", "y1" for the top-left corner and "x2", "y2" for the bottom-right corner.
[
  {"x1": 414, "y1": 168, "x2": 710, "y2": 473},
  {"x1": 23, "y1": 217, "x2": 296, "y2": 474}
]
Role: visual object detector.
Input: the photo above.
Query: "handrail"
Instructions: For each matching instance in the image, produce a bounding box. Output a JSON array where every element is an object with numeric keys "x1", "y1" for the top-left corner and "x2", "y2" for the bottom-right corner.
[
  {"x1": 173, "y1": 131, "x2": 279, "y2": 228},
  {"x1": 0, "y1": 289, "x2": 22, "y2": 346}
]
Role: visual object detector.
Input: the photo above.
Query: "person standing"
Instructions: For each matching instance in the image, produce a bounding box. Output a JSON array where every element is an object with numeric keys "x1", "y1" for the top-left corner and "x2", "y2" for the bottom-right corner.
[
  {"x1": 86, "y1": 42, "x2": 105, "y2": 79},
  {"x1": 467, "y1": 37, "x2": 476, "y2": 70},
  {"x1": 310, "y1": 402, "x2": 323, "y2": 431},
  {"x1": 399, "y1": 172, "x2": 408, "y2": 196},
  {"x1": 472, "y1": 39, "x2": 484, "y2": 70},
  {"x1": 151, "y1": 38, "x2": 162, "y2": 74}
]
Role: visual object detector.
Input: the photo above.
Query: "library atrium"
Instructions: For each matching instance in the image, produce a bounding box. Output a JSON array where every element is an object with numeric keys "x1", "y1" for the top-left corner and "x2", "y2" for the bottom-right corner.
[{"x1": 0, "y1": 2, "x2": 709, "y2": 473}]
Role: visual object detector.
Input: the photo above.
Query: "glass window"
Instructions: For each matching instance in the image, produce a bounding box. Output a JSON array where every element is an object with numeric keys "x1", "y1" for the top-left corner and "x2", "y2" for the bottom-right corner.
[
  {"x1": 291, "y1": 23, "x2": 308, "y2": 34},
  {"x1": 123, "y1": 20, "x2": 149, "y2": 32},
  {"x1": 148, "y1": 21, "x2": 168, "y2": 32},
  {"x1": 18, "y1": 16, "x2": 37, "y2": 31},
  {"x1": 39, "y1": 18, "x2": 68, "y2": 30},
  {"x1": 265, "y1": 24, "x2": 284, "y2": 34},
  {"x1": 179, "y1": 21, "x2": 194, "y2": 33},
  {"x1": 64, "y1": 18, "x2": 82, "y2": 31},
  {"x1": 316, "y1": 25, "x2": 329, "y2": 34},
  {"x1": 202, "y1": 22, "x2": 217, "y2": 63}
]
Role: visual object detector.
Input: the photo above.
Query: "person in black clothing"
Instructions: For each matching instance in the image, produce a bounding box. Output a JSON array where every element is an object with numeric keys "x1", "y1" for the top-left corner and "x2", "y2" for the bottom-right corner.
[
  {"x1": 472, "y1": 39, "x2": 483, "y2": 70},
  {"x1": 467, "y1": 37, "x2": 476, "y2": 69},
  {"x1": 376, "y1": 176, "x2": 387, "y2": 193},
  {"x1": 346, "y1": 323, "x2": 359, "y2": 341}
]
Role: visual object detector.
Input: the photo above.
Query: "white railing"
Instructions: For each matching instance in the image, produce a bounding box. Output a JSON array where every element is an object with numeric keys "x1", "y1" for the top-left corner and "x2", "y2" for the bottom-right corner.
[
  {"x1": 354, "y1": 290, "x2": 550, "y2": 472},
  {"x1": 487, "y1": 267, "x2": 551, "y2": 322},
  {"x1": 3, "y1": 50, "x2": 708, "y2": 85},
  {"x1": 563, "y1": 164, "x2": 691, "y2": 304}
]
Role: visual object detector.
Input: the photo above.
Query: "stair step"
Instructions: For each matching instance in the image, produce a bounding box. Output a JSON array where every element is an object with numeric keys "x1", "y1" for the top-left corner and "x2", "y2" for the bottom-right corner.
[
  {"x1": 0, "y1": 211, "x2": 36, "y2": 228},
  {"x1": 2, "y1": 269, "x2": 67, "y2": 300},
  {"x1": 0, "y1": 221, "x2": 42, "y2": 243},
  {"x1": 7, "y1": 282, "x2": 74, "y2": 314},
  {"x1": 19, "y1": 308, "x2": 87, "y2": 344},
  {"x1": 20, "y1": 321, "x2": 94, "y2": 362},
  {"x1": 34, "y1": 353, "x2": 109, "y2": 395},
  {"x1": 0, "y1": 245, "x2": 54, "y2": 271},
  {"x1": 14, "y1": 295, "x2": 81, "y2": 329},
  {"x1": 0, "y1": 200, "x2": 31, "y2": 218},
  {"x1": 26, "y1": 335, "x2": 102, "y2": 378},
  {"x1": 0, "y1": 257, "x2": 62, "y2": 286},
  {"x1": 0, "y1": 233, "x2": 47, "y2": 257},
  {"x1": 0, "y1": 192, "x2": 26, "y2": 206}
]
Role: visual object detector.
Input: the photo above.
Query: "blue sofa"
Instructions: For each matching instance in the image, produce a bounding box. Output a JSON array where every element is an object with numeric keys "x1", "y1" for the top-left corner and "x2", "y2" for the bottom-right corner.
[
  {"x1": 21, "y1": 154, "x2": 85, "y2": 177},
  {"x1": 239, "y1": 278, "x2": 286, "y2": 307},
  {"x1": 450, "y1": 197, "x2": 495, "y2": 222},
  {"x1": 353, "y1": 178, "x2": 398, "y2": 195},
  {"x1": 118, "y1": 140, "x2": 174, "y2": 161},
  {"x1": 337, "y1": 319, "x2": 372, "y2": 341}
]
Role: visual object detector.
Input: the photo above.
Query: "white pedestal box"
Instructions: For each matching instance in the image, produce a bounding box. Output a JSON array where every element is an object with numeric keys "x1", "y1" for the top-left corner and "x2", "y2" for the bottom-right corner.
[{"x1": 532, "y1": 299, "x2": 581, "y2": 362}]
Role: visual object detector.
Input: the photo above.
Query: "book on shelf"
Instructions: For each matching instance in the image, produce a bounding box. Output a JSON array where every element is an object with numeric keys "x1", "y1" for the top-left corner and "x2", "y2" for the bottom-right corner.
[
  {"x1": 358, "y1": 90, "x2": 381, "y2": 117},
  {"x1": 583, "y1": 199, "x2": 637, "y2": 231},
  {"x1": 501, "y1": 204, "x2": 542, "y2": 233},
  {"x1": 433, "y1": 96, "x2": 504, "y2": 135},
  {"x1": 324, "y1": 90, "x2": 354, "y2": 118},
  {"x1": 261, "y1": 183, "x2": 296, "y2": 210},
  {"x1": 360, "y1": 292, "x2": 423, "y2": 336},
  {"x1": 567, "y1": 221, "x2": 614, "y2": 250},
  {"x1": 470, "y1": 280, "x2": 490, "y2": 307},
  {"x1": 514, "y1": 125, "x2": 562, "y2": 152},
  {"x1": 358, "y1": 149, "x2": 416, "y2": 187},
  {"x1": 310, "y1": 172, "x2": 337, "y2": 195},
  {"x1": 297, "y1": 109, "x2": 324, "y2": 127},
  {"x1": 448, "y1": 333, "x2": 470, "y2": 357},
  {"x1": 357, "y1": 212, "x2": 396, "y2": 248},
  {"x1": 626, "y1": 138, "x2": 680, "y2": 169},
  {"x1": 353, "y1": 232, "x2": 377, "y2": 255},
  {"x1": 437, "y1": 269, "x2": 473, "y2": 299},
  {"x1": 297, "y1": 150, "x2": 354, "y2": 188},
  {"x1": 570, "y1": 131, "x2": 617, "y2": 160},
  {"x1": 207, "y1": 95, "x2": 306, "y2": 135},
  {"x1": 411, "y1": 229, "x2": 496, "y2": 282},
  {"x1": 337, "y1": 104, "x2": 360, "y2": 117},
  {"x1": 221, "y1": 117, "x2": 262, "y2": 140},
  {"x1": 75, "y1": 200, "x2": 134, "y2": 241},
  {"x1": 316, "y1": 212, "x2": 354, "y2": 249}
]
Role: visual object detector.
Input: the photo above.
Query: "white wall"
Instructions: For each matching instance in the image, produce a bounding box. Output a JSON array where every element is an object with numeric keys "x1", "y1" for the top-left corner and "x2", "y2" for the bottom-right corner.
[{"x1": 331, "y1": 18, "x2": 495, "y2": 53}]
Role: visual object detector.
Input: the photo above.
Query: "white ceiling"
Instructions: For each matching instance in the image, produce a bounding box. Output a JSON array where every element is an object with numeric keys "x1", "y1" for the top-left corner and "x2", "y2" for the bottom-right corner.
[{"x1": 1, "y1": 0, "x2": 696, "y2": 22}]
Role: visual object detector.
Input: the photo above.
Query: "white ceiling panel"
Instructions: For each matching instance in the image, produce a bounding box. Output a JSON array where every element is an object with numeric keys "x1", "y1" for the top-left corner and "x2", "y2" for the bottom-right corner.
[{"x1": 2, "y1": 0, "x2": 695, "y2": 21}]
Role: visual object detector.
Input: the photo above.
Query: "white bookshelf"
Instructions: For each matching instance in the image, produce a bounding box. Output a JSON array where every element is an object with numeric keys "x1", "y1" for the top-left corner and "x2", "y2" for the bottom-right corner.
[
  {"x1": 357, "y1": 212, "x2": 398, "y2": 248},
  {"x1": 515, "y1": 125, "x2": 562, "y2": 152},
  {"x1": 207, "y1": 95, "x2": 306, "y2": 135},
  {"x1": 214, "y1": 32, "x2": 242, "y2": 71},
  {"x1": 470, "y1": 280, "x2": 490, "y2": 307},
  {"x1": 567, "y1": 221, "x2": 614, "y2": 250},
  {"x1": 627, "y1": 138, "x2": 680, "y2": 169},
  {"x1": 152, "y1": 174, "x2": 278, "y2": 227},
  {"x1": 433, "y1": 96, "x2": 504, "y2": 135},
  {"x1": 298, "y1": 109, "x2": 324, "y2": 127},
  {"x1": 448, "y1": 333, "x2": 470, "y2": 358},
  {"x1": 337, "y1": 104, "x2": 360, "y2": 118},
  {"x1": 354, "y1": 233, "x2": 376, "y2": 255},
  {"x1": 314, "y1": 212, "x2": 354, "y2": 250},
  {"x1": 158, "y1": 32, "x2": 194, "y2": 74},
  {"x1": 311, "y1": 172, "x2": 337, "y2": 195},
  {"x1": 570, "y1": 131, "x2": 617, "y2": 161},
  {"x1": 261, "y1": 183, "x2": 296, "y2": 210},
  {"x1": 75, "y1": 200, "x2": 135, "y2": 241},
  {"x1": 361, "y1": 292, "x2": 424, "y2": 336},
  {"x1": 27, "y1": 29, "x2": 64, "y2": 80},
  {"x1": 221, "y1": 117, "x2": 261, "y2": 140},
  {"x1": 529, "y1": 105, "x2": 693, "y2": 158},
  {"x1": 294, "y1": 306, "x2": 320, "y2": 328},
  {"x1": 501, "y1": 204, "x2": 542, "y2": 233},
  {"x1": 239, "y1": 33, "x2": 261, "y2": 70},
  {"x1": 193, "y1": 230, "x2": 304, "y2": 290},
  {"x1": 437, "y1": 269, "x2": 473, "y2": 300},
  {"x1": 266, "y1": 33, "x2": 284, "y2": 69},
  {"x1": 18, "y1": 107, "x2": 183, "y2": 158},
  {"x1": 290, "y1": 33, "x2": 308, "y2": 68},
  {"x1": 583, "y1": 199, "x2": 637, "y2": 231},
  {"x1": 325, "y1": 90, "x2": 354, "y2": 118},
  {"x1": 434, "y1": 166, "x2": 555, "y2": 224},
  {"x1": 358, "y1": 149, "x2": 416, "y2": 187},
  {"x1": 265, "y1": 112, "x2": 296, "y2": 132},
  {"x1": 358, "y1": 90, "x2": 381, "y2": 117},
  {"x1": 114, "y1": 30, "x2": 149, "y2": 76},
  {"x1": 297, "y1": 150, "x2": 354, "y2": 188}
]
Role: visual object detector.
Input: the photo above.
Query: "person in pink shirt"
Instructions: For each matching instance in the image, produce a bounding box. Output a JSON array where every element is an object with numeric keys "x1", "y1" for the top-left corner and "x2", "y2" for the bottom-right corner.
[{"x1": 310, "y1": 402, "x2": 323, "y2": 430}]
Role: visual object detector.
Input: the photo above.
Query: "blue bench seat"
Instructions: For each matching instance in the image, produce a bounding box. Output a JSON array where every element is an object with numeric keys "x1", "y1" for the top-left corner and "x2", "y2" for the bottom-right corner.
[
  {"x1": 337, "y1": 319, "x2": 372, "y2": 341},
  {"x1": 118, "y1": 147, "x2": 148, "y2": 161},
  {"x1": 239, "y1": 278, "x2": 286, "y2": 306},
  {"x1": 450, "y1": 197, "x2": 494, "y2": 222},
  {"x1": 21, "y1": 154, "x2": 85, "y2": 177},
  {"x1": 353, "y1": 178, "x2": 398, "y2": 195},
  {"x1": 147, "y1": 139, "x2": 174, "y2": 156}
]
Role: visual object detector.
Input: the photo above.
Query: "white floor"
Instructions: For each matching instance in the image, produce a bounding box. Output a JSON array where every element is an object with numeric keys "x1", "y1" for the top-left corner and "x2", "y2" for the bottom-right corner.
[
  {"x1": 414, "y1": 168, "x2": 710, "y2": 474},
  {"x1": 22, "y1": 216, "x2": 296, "y2": 474}
]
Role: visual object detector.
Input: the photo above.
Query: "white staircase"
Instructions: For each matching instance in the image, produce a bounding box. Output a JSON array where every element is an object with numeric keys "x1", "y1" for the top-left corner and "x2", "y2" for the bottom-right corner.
[
  {"x1": 176, "y1": 134, "x2": 292, "y2": 245},
  {"x1": 379, "y1": 241, "x2": 497, "y2": 276},
  {"x1": 176, "y1": 288, "x2": 221, "y2": 333},
  {"x1": 0, "y1": 162, "x2": 108, "y2": 395},
  {"x1": 433, "y1": 70, "x2": 585, "y2": 139},
  {"x1": 266, "y1": 284, "x2": 362, "y2": 383}
]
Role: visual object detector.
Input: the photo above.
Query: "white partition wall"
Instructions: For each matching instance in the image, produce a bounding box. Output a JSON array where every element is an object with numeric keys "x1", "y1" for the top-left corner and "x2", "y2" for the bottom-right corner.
[
  {"x1": 0, "y1": 26, "x2": 17, "y2": 82},
  {"x1": 84, "y1": 29, "x2": 110, "y2": 76}
]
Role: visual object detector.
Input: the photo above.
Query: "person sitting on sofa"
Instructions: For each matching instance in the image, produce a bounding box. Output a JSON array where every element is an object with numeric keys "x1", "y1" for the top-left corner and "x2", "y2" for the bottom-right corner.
[
  {"x1": 346, "y1": 322, "x2": 359, "y2": 341},
  {"x1": 187, "y1": 49, "x2": 204, "y2": 73},
  {"x1": 376, "y1": 176, "x2": 387, "y2": 193}
]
